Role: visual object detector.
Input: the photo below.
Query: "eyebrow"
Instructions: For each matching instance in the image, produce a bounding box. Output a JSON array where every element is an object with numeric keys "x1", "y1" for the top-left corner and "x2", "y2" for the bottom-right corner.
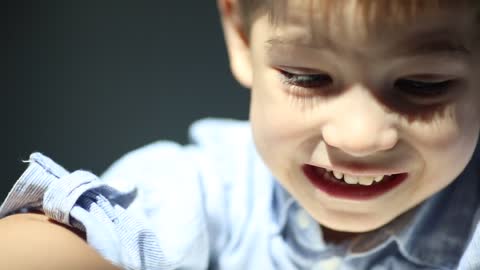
[
  {"x1": 265, "y1": 29, "x2": 471, "y2": 59},
  {"x1": 397, "y1": 29, "x2": 472, "y2": 58}
]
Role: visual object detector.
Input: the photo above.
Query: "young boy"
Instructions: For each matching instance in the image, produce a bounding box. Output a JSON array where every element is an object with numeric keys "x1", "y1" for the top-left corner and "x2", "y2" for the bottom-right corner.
[{"x1": 1, "y1": 0, "x2": 479, "y2": 269}]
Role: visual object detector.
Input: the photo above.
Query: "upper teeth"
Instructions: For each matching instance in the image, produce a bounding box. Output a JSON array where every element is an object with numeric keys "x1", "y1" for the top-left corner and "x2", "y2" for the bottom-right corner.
[{"x1": 328, "y1": 169, "x2": 386, "y2": 186}]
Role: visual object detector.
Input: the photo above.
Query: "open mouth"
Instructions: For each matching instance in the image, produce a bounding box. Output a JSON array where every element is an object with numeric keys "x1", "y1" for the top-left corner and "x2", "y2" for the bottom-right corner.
[{"x1": 302, "y1": 164, "x2": 408, "y2": 200}]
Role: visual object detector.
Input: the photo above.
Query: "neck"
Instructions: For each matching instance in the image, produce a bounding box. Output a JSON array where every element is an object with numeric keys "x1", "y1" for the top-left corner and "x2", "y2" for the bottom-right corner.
[{"x1": 321, "y1": 225, "x2": 360, "y2": 245}]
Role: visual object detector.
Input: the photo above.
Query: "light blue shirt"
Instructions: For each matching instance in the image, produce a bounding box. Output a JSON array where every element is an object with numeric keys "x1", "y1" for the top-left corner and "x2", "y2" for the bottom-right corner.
[{"x1": 1, "y1": 118, "x2": 479, "y2": 270}]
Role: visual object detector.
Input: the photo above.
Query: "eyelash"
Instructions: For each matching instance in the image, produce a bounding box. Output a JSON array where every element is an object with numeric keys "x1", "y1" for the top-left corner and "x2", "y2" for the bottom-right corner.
[
  {"x1": 277, "y1": 69, "x2": 455, "y2": 99},
  {"x1": 278, "y1": 69, "x2": 333, "y2": 97},
  {"x1": 393, "y1": 79, "x2": 454, "y2": 97}
]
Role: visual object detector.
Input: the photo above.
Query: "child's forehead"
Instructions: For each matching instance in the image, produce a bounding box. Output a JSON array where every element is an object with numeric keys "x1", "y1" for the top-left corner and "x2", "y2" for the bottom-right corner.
[
  {"x1": 264, "y1": 0, "x2": 475, "y2": 33},
  {"x1": 264, "y1": 0, "x2": 473, "y2": 22},
  {"x1": 260, "y1": 0, "x2": 477, "y2": 53}
]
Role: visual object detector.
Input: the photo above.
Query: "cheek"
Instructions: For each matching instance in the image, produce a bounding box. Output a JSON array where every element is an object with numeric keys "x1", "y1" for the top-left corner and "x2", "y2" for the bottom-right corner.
[
  {"x1": 249, "y1": 79, "x2": 305, "y2": 143},
  {"x1": 405, "y1": 104, "x2": 477, "y2": 149},
  {"x1": 405, "y1": 102, "x2": 479, "y2": 176},
  {"x1": 250, "y1": 90, "x2": 329, "y2": 158},
  {"x1": 249, "y1": 83, "x2": 321, "y2": 176},
  {"x1": 249, "y1": 91, "x2": 299, "y2": 159},
  {"x1": 249, "y1": 73, "x2": 331, "y2": 144}
]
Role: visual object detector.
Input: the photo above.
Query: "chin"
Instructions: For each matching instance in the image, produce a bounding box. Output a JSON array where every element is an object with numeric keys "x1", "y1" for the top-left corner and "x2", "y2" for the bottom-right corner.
[
  {"x1": 315, "y1": 213, "x2": 393, "y2": 233},
  {"x1": 322, "y1": 221, "x2": 386, "y2": 233}
]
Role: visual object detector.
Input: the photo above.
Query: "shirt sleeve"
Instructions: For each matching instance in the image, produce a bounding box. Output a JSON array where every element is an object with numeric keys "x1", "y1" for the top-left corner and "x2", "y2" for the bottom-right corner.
[{"x1": 0, "y1": 145, "x2": 210, "y2": 270}]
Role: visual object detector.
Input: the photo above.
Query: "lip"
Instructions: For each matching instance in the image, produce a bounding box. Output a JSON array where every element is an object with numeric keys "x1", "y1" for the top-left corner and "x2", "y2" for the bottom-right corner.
[{"x1": 302, "y1": 164, "x2": 408, "y2": 200}]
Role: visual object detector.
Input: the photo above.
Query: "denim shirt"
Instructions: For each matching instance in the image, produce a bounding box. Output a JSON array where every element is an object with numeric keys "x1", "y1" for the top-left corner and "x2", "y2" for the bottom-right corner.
[{"x1": 1, "y1": 118, "x2": 479, "y2": 270}]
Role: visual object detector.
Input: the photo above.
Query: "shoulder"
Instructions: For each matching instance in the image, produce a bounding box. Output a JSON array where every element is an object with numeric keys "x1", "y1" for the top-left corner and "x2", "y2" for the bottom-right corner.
[
  {"x1": 99, "y1": 118, "x2": 274, "y2": 254},
  {"x1": 101, "y1": 118, "x2": 253, "y2": 188},
  {"x1": 188, "y1": 118, "x2": 251, "y2": 146},
  {"x1": 188, "y1": 118, "x2": 256, "y2": 182},
  {"x1": 99, "y1": 117, "x2": 260, "y2": 226},
  {"x1": 97, "y1": 118, "x2": 257, "y2": 263}
]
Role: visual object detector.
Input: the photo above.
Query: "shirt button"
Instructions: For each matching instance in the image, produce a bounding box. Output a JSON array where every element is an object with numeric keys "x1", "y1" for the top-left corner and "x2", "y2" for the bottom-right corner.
[
  {"x1": 295, "y1": 209, "x2": 311, "y2": 229},
  {"x1": 313, "y1": 256, "x2": 342, "y2": 270}
]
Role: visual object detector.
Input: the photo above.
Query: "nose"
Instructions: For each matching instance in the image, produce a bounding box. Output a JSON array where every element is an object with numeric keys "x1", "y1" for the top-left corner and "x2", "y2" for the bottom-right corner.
[{"x1": 321, "y1": 87, "x2": 398, "y2": 157}]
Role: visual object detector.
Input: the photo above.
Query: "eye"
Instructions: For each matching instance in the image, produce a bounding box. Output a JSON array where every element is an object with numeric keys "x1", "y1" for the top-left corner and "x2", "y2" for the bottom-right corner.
[
  {"x1": 394, "y1": 78, "x2": 455, "y2": 98},
  {"x1": 277, "y1": 69, "x2": 333, "y2": 89}
]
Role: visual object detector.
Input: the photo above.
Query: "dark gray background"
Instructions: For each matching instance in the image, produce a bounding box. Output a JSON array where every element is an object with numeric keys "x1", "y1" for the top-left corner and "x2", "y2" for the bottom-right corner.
[{"x1": 3, "y1": 1, "x2": 249, "y2": 198}]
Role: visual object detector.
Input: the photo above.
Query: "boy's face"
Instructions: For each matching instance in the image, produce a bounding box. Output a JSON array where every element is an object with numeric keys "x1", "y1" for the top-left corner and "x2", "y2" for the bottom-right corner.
[{"x1": 223, "y1": 1, "x2": 480, "y2": 232}]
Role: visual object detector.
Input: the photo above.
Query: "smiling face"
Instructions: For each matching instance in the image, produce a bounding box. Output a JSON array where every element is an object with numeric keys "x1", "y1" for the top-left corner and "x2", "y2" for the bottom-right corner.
[{"x1": 220, "y1": 0, "x2": 480, "y2": 232}]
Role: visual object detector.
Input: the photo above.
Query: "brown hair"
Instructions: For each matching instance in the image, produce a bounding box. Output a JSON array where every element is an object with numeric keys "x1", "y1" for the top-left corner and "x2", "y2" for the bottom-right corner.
[{"x1": 238, "y1": 0, "x2": 474, "y2": 35}]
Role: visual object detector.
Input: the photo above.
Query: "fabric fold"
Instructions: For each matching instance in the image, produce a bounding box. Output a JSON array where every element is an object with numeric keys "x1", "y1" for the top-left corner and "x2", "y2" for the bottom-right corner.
[
  {"x1": 0, "y1": 153, "x2": 171, "y2": 270},
  {"x1": 0, "y1": 153, "x2": 67, "y2": 216}
]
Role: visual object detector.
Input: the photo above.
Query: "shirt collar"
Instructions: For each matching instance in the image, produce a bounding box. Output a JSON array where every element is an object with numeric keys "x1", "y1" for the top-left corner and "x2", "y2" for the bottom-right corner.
[
  {"x1": 273, "y1": 144, "x2": 480, "y2": 269},
  {"x1": 349, "y1": 145, "x2": 480, "y2": 268},
  {"x1": 403, "y1": 146, "x2": 480, "y2": 268}
]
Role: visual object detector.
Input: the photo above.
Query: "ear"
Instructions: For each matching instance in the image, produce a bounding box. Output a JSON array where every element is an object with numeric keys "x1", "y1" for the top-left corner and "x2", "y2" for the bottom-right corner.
[{"x1": 217, "y1": 0, "x2": 253, "y2": 88}]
